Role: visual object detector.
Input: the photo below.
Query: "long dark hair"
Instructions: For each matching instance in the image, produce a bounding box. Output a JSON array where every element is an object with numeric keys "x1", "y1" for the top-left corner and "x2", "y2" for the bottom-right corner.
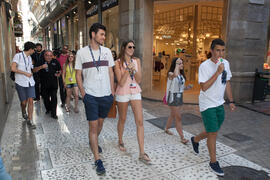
[
  {"x1": 65, "y1": 51, "x2": 76, "y2": 68},
  {"x1": 168, "y1": 57, "x2": 186, "y2": 79},
  {"x1": 119, "y1": 40, "x2": 135, "y2": 67}
]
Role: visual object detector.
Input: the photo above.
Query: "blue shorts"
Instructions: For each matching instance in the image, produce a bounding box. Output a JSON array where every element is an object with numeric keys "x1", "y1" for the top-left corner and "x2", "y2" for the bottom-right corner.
[
  {"x1": 66, "y1": 83, "x2": 78, "y2": 88},
  {"x1": 15, "y1": 83, "x2": 35, "y2": 102},
  {"x1": 83, "y1": 93, "x2": 113, "y2": 121}
]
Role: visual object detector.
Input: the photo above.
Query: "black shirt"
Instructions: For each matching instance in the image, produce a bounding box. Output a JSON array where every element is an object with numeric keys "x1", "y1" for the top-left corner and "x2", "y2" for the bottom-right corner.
[
  {"x1": 37, "y1": 59, "x2": 61, "y2": 89},
  {"x1": 31, "y1": 50, "x2": 45, "y2": 68}
]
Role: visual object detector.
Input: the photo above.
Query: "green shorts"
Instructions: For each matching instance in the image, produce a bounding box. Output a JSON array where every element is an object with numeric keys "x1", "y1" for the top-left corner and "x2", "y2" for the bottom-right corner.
[{"x1": 201, "y1": 105, "x2": 225, "y2": 132}]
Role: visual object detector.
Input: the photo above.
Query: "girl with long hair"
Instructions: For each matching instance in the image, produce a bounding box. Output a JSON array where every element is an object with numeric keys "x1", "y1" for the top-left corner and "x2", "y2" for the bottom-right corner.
[
  {"x1": 114, "y1": 40, "x2": 151, "y2": 164},
  {"x1": 62, "y1": 51, "x2": 79, "y2": 113},
  {"x1": 164, "y1": 57, "x2": 190, "y2": 144}
]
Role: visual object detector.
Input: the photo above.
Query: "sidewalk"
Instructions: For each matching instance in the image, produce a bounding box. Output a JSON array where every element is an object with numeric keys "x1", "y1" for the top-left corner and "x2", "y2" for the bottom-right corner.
[{"x1": 0, "y1": 94, "x2": 270, "y2": 180}]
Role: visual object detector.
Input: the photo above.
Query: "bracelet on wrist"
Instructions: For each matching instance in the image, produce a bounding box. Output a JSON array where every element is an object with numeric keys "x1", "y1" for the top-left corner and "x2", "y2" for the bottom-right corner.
[{"x1": 229, "y1": 101, "x2": 235, "y2": 104}]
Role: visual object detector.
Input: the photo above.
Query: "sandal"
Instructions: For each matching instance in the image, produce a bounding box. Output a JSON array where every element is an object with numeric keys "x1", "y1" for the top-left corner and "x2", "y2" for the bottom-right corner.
[
  {"x1": 65, "y1": 106, "x2": 70, "y2": 112},
  {"x1": 164, "y1": 129, "x2": 173, "y2": 135},
  {"x1": 139, "y1": 153, "x2": 151, "y2": 165},
  {"x1": 181, "y1": 138, "x2": 189, "y2": 145},
  {"x1": 118, "y1": 143, "x2": 126, "y2": 152}
]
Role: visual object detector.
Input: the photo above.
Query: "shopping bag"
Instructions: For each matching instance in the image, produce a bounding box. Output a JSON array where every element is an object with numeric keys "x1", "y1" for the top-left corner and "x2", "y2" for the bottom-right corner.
[
  {"x1": 107, "y1": 100, "x2": 117, "y2": 118},
  {"x1": 162, "y1": 91, "x2": 168, "y2": 105}
]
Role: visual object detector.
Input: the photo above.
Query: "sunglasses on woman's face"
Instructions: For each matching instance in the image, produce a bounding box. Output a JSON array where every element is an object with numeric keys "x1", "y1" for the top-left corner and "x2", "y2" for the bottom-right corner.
[{"x1": 128, "y1": 46, "x2": 135, "y2": 49}]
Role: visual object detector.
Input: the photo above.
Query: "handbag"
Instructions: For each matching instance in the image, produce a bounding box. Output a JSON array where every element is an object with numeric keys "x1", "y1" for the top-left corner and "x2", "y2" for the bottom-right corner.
[
  {"x1": 162, "y1": 91, "x2": 168, "y2": 105},
  {"x1": 107, "y1": 100, "x2": 117, "y2": 118},
  {"x1": 10, "y1": 71, "x2": 15, "y2": 81}
]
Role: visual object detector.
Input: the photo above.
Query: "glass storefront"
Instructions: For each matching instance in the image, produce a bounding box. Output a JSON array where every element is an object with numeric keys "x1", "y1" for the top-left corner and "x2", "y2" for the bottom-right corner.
[
  {"x1": 152, "y1": 0, "x2": 225, "y2": 103},
  {"x1": 102, "y1": 6, "x2": 119, "y2": 53},
  {"x1": 86, "y1": 0, "x2": 119, "y2": 53}
]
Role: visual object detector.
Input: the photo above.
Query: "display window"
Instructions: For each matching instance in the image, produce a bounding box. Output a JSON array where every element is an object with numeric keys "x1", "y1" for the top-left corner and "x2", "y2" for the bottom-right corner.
[
  {"x1": 86, "y1": 6, "x2": 119, "y2": 54},
  {"x1": 152, "y1": 0, "x2": 225, "y2": 102},
  {"x1": 102, "y1": 6, "x2": 119, "y2": 54}
]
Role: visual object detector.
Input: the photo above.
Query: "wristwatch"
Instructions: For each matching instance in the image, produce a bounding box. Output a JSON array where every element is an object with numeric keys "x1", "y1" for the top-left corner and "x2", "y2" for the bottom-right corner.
[{"x1": 229, "y1": 101, "x2": 235, "y2": 104}]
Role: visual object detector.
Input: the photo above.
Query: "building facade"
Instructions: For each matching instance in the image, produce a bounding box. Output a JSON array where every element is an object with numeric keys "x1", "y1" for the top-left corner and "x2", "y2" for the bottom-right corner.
[
  {"x1": 0, "y1": 0, "x2": 18, "y2": 138},
  {"x1": 31, "y1": 0, "x2": 270, "y2": 103}
]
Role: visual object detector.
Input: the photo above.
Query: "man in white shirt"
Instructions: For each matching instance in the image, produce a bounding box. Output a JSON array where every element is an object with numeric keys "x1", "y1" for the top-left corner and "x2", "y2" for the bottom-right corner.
[
  {"x1": 190, "y1": 39, "x2": 236, "y2": 176},
  {"x1": 11, "y1": 41, "x2": 36, "y2": 129},
  {"x1": 75, "y1": 23, "x2": 114, "y2": 175}
]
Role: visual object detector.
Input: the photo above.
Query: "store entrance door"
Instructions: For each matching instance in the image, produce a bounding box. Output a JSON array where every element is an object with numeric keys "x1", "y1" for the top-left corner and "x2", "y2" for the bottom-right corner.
[{"x1": 151, "y1": 0, "x2": 226, "y2": 103}]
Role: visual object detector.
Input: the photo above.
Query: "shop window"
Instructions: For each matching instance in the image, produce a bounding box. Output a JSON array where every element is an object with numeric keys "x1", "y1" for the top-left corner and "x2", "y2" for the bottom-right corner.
[{"x1": 153, "y1": 1, "x2": 224, "y2": 101}]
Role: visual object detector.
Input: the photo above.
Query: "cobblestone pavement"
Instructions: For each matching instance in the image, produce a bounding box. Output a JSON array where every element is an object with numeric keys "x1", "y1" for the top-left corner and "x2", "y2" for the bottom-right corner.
[{"x1": 1, "y1": 94, "x2": 270, "y2": 180}]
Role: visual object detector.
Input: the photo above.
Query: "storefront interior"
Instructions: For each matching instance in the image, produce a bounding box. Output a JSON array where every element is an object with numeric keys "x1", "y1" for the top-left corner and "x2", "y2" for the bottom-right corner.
[
  {"x1": 152, "y1": 0, "x2": 225, "y2": 103},
  {"x1": 87, "y1": 6, "x2": 119, "y2": 54}
]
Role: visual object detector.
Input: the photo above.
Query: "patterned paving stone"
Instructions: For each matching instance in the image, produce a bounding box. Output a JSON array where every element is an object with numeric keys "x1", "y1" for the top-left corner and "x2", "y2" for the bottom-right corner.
[
  {"x1": 2, "y1": 95, "x2": 270, "y2": 180},
  {"x1": 49, "y1": 146, "x2": 93, "y2": 168},
  {"x1": 41, "y1": 163, "x2": 95, "y2": 180},
  {"x1": 142, "y1": 173, "x2": 179, "y2": 180},
  {"x1": 220, "y1": 154, "x2": 270, "y2": 174},
  {"x1": 141, "y1": 146, "x2": 198, "y2": 174},
  {"x1": 91, "y1": 155, "x2": 156, "y2": 180},
  {"x1": 171, "y1": 161, "x2": 230, "y2": 180}
]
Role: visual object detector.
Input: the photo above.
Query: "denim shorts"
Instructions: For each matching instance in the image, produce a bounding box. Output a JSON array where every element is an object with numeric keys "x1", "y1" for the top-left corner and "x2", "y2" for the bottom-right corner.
[
  {"x1": 66, "y1": 83, "x2": 78, "y2": 88},
  {"x1": 15, "y1": 83, "x2": 35, "y2": 102},
  {"x1": 168, "y1": 92, "x2": 183, "y2": 106},
  {"x1": 83, "y1": 93, "x2": 114, "y2": 121}
]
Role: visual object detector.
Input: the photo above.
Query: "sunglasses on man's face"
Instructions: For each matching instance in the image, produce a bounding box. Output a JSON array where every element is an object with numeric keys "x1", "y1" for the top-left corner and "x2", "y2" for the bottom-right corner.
[{"x1": 128, "y1": 46, "x2": 135, "y2": 49}]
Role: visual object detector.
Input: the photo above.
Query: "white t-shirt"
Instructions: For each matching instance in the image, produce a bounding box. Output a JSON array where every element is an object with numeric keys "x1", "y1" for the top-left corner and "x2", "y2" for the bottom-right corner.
[
  {"x1": 12, "y1": 52, "x2": 35, "y2": 87},
  {"x1": 167, "y1": 75, "x2": 185, "y2": 93},
  {"x1": 198, "y1": 59, "x2": 232, "y2": 112},
  {"x1": 75, "y1": 45, "x2": 114, "y2": 97}
]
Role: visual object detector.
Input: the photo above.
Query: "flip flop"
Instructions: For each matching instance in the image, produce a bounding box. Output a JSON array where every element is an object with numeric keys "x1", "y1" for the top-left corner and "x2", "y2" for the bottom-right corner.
[
  {"x1": 139, "y1": 153, "x2": 151, "y2": 165},
  {"x1": 118, "y1": 143, "x2": 126, "y2": 152},
  {"x1": 164, "y1": 129, "x2": 173, "y2": 135},
  {"x1": 181, "y1": 138, "x2": 189, "y2": 145}
]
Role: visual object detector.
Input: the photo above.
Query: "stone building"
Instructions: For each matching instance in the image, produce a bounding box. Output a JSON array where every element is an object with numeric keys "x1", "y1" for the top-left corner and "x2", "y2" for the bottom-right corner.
[
  {"x1": 30, "y1": 0, "x2": 270, "y2": 103},
  {"x1": 0, "y1": 0, "x2": 20, "y2": 138}
]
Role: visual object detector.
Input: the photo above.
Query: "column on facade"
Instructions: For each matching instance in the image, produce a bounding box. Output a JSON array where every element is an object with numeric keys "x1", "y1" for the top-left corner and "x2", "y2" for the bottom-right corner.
[
  {"x1": 77, "y1": 0, "x2": 87, "y2": 47},
  {"x1": 119, "y1": 0, "x2": 134, "y2": 42},
  {"x1": 118, "y1": 0, "x2": 154, "y2": 96},
  {"x1": 49, "y1": 23, "x2": 54, "y2": 50},
  {"x1": 226, "y1": 0, "x2": 269, "y2": 102},
  {"x1": 133, "y1": 0, "x2": 154, "y2": 96}
]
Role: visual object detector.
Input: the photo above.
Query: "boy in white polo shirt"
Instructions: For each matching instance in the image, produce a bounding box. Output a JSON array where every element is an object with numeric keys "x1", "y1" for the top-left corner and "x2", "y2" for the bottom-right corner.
[
  {"x1": 11, "y1": 41, "x2": 36, "y2": 129},
  {"x1": 190, "y1": 39, "x2": 236, "y2": 176},
  {"x1": 75, "y1": 23, "x2": 114, "y2": 175}
]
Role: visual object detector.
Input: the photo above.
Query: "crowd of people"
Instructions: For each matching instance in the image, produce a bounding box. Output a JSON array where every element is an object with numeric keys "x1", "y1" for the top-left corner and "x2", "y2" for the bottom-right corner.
[{"x1": 8, "y1": 22, "x2": 235, "y2": 177}]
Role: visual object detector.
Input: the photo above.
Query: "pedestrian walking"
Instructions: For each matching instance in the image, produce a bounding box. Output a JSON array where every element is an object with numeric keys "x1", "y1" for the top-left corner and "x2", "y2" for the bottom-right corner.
[
  {"x1": 190, "y1": 39, "x2": 236, "y2": 176},
  {"x1": 31, "y1": 43, "x2": 44, "y2": 101},
  {"x1": 114, "y1": 40, "x2": 151, "y2": 164},
  {"x1": 164, "y1": 57, "x2": 190, "y2": 144},
  {"x1": 11, "y1": 41, "x2": 36, "y2": 129},
  {"x1": 75, "y1": 23, "x2": 114, "y2": 175},
  {"x1": 62, "y1": 51, "x2": 79, "y2": 113},
  {"x1": 57, "y1": 45, "x2": 69, "y2": 107},
  {"x1": 34, "y1": 50, "x2": 61, "y2": 119}
]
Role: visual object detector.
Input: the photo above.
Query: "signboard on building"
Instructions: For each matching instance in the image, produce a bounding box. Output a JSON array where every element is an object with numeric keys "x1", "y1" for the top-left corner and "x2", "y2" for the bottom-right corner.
[
  {"x1": 13, "y1": 13, "x2": 23, "y2": 37},
  {"x1": 86, "y1": 0, "x2": 118, "y2": 18},
  {"x1": 249, "y1": 0, "x2": 264, "y2": 4}
]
